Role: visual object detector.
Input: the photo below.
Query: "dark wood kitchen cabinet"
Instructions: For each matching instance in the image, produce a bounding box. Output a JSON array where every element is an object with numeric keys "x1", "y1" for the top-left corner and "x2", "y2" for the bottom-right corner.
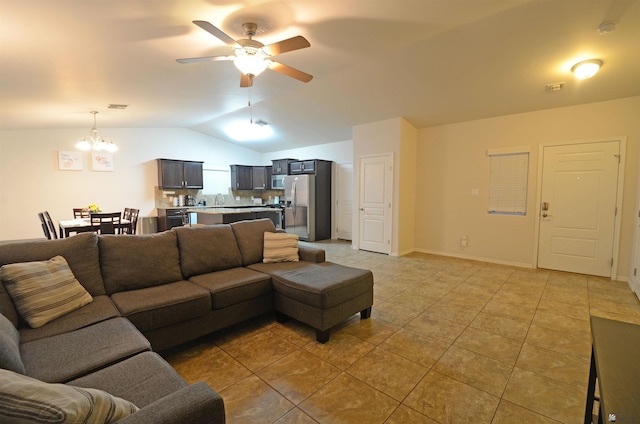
[
  {"x1": 289, "y1": 159, "x2": 331, "y2": 175},
  {"x1": 230, "y1": 165, "x2": 253, "y2": 190},
  {"x1": 272, "y1": 158, "x2": 297, "y2": 175},
  {"x1": 252, "y1": 166, "x2": 271, "y2": 190},
  {"x1": 158, "y1": 159, "x2": 203, "y2": 189}
]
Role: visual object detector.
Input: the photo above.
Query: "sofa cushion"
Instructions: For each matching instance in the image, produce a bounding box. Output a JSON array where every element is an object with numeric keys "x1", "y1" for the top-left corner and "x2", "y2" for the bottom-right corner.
[
  {"x1": 0, "y1": 233, "x2": 104, "y2": 300},
  {"x1": 110, "y1": 281, "x2": 211, "y2": 332},
  {"x1": 190, "y1": 267, "x2": 272, "y2": 309},
  {"x1": 0, "y1": 368, "x2": 138, "y2": 423},
  {"x1": 99, "y1": 231, "x2": 183, "y2": 295},
  {"x1": 175, "y1": 225, "x2": 243, "y2": 277},
  {"x1": 0, "y1": 313, "x2": 24, "y2": 374},
  {"x1": 21, "y1": 317, "x2": 150, "y2": 383},
  {"x1": 68, "y1": 352, "x2": 187, "y2": 409},
  {"x1": 263, "y1": 232, "x2": 299, "y2": 263},
  {"x1": 1, "y1": 256, "x2": 93, "y2": 328},
  {"x1": 230, "y1": 218, "x2": 276, "y2": 266},
  {"x1": 18, "y1": 295, "x2": 120, "y2": 344}
]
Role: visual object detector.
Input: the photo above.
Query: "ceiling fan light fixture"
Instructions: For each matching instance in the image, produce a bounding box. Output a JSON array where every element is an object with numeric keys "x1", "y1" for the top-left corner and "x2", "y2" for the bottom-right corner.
[
  {"x1": 571, "y1": 59, "x2": 602, "y2": 79},
  {"x1": 233, "y1": 47, "x2": 269, "y2": 76}
]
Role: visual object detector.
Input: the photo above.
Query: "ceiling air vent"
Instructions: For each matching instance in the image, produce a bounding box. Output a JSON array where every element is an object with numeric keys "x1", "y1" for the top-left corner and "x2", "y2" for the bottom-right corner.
[
  {"x1": 108, "y1": 104, "x2": 128, "y2": 110},
  {"x1": 545, "y1": 82, "x2": 564, "y2": 93}
]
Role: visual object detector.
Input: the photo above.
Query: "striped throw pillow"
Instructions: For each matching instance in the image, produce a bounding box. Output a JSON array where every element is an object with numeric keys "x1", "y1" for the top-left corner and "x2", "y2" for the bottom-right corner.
[
  {"x1": 0, "y1": 368, "x2": 138, "y2": 423},
  {"x1": 263, "y1": 232, "x2": 299, "y2": 263},
  {"x1": 1, "y1": 256, "x2": 93, "y2": 328}
]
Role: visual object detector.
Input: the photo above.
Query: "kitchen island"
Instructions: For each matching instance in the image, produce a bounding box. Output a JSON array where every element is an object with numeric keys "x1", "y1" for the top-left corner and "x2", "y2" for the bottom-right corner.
[{"x1": 188, "y1": 207, "x2": 282, "y2": 228}]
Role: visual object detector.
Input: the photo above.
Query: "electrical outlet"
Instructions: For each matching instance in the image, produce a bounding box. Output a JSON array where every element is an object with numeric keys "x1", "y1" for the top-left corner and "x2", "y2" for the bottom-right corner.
[{"x1": 461, "y1": 236, "x2": 469, "y2": 248}]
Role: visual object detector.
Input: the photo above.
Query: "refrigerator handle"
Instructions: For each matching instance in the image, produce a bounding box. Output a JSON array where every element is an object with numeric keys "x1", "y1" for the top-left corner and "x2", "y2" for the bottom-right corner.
[{"x1": 291, "y1": 182, "x2": 296, "y2": 208}]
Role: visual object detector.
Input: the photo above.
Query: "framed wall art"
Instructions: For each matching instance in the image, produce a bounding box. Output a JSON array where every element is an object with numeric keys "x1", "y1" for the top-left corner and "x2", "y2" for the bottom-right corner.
[
  {"x1": 92, "y1": 152, "x2": 114, "y2": 172},
  {"x1": 58, "y1": 151, "x2": 84, "y2": 171}
]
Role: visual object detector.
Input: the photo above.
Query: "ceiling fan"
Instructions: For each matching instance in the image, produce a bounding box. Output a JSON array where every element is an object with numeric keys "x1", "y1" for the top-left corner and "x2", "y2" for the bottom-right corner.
[{"x1": 177, "y1": 20, "x2": 313, "y2": 87}]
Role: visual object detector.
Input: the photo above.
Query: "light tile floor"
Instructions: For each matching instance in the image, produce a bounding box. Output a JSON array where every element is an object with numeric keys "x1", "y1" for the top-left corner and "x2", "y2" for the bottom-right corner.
[{"x1": 163, "y1": 240, "x2": 640, "y2": 424}]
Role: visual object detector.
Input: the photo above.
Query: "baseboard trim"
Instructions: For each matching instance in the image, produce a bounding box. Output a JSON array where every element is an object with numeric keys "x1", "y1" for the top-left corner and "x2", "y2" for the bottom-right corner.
[
  {"x1": 629, "y1": 279, "x2": 640, "y2": 302},
  {"x1": 413, "y1": 249, "x2": 534, "y2": 269}
]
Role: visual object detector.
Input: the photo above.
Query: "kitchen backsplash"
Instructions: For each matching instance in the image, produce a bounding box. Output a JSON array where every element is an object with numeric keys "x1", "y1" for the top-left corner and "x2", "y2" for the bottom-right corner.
[{"x1": 154, "y1": 187, "x2": 284, "y2": 209}]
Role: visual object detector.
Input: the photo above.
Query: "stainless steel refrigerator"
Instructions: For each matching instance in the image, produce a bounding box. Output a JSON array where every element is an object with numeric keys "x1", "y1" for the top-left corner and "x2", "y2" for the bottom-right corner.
[{"x1": 284, "y1": 174, "x2": 331, "y2": 241}]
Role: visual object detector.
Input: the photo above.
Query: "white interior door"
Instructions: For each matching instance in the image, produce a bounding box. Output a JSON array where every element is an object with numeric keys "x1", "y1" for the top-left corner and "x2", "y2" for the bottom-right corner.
[
  {"x1": 629, "y1": 150, "x2": 640, "y2": 300},
  {"x1": 538, "y1": 141, "x2": 620, "y2": 277},
  {"x1": 359, "y1": 154, "x2": 392, "y2": 254},
  {"x1": 336, "y1": 163, "x2": 353, "y2": 240}
]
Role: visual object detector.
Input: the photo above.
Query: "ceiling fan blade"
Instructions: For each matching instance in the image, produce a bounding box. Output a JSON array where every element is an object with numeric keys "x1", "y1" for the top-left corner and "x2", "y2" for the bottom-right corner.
[
  {"x1": 262, "y1": 36, "x2": 310, "y2": 56},
  {"x1": 193, "y1": 20, "x2": 237, "y2": 46},
  {"x1": 269, "y1": 61, "x2": 313, "y2": 83},
  {"x1": 176, "y1": 55, "x2": 234, "y2": 64},
  {"x1": 240, "y1": 73, "x2": 254, "y2": 88}
]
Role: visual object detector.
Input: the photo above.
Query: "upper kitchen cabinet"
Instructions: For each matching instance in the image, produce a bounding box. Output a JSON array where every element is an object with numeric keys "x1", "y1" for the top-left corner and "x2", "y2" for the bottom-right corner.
[
  {"x1": 252, "y1": 166, "x2": 272, "y2": 190},
  {"x1": 158, "y1": 159, "x2": 204, "y2": 189},
  {"x1": 289, "y1": 159, "x2": 332, "y2": 175},
  {"x1": 230, "y1": 165, "x2": 253, "y2": 190},
  {"x1": 272, "y1": 158, "x2": 297, "y2": 175}
]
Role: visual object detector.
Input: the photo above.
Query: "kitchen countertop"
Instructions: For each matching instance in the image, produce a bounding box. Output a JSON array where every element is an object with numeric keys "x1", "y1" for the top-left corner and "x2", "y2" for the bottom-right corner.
[
  {"x1": 159, "y1": 204, "x2": 282, "y2": 210},
  {"x1": 187, "y1": 207, "x2": 281, "y2": 215}
]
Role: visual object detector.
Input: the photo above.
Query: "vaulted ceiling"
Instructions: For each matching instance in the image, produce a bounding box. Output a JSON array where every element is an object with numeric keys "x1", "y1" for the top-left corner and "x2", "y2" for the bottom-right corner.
[{"x1": 1, "y1": 0, "x2": 639, "y2": 153}]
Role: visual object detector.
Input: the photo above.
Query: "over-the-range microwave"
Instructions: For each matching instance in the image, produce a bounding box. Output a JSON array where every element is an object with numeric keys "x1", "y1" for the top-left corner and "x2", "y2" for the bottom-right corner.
[{"x1": 271, "y1": 174, "x2": 286, "y2": 190}]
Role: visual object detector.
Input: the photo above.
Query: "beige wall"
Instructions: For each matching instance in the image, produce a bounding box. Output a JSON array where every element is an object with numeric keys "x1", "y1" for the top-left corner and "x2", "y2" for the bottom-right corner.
[
  {"x1": 353, "y1": 117, "x2": 418, "y2": 256},
  {"x1": 0, "y1": 128, "x2": 263, "y2": 241},
  {"x1": 415, "y1": 96, "x2": 640, "y2": 279}
]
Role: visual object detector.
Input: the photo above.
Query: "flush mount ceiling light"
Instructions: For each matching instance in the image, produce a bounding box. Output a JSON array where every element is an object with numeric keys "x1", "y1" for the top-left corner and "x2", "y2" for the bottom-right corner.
[
  {"x1": 75, "y1": 111, "x2": 118, "y2": 152},
  {"x1": 225, "y1": 89, "x2": 273, "y2": 141},
  {"x1": 571, "y1": 59, "x2": 603, "y2": 79},
  {"x1": 226, "y1": 120, "x2": 273, "y2": 141}
]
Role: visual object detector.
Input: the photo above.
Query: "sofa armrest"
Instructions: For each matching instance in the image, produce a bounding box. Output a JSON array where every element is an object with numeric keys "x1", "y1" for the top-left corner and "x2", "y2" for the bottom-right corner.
[
  {"x1": 115, "y1": 382, "x2": 225, "y2": 424},
  {"x1": 298, "y1": 245, "x2": 325, "y2": 263}
]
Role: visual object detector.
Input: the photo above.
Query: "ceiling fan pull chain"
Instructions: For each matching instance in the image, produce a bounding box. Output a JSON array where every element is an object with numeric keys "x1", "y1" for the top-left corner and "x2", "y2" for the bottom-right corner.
[{"x1": 248, "y1": 86, "x2": 253, "y2": 124}]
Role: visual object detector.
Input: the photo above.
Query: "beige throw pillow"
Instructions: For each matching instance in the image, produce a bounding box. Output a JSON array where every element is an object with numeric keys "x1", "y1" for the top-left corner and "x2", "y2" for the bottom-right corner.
[
  {"x1": 1, "y1": 256, "x2": 93, "y2": 328},
  {"x1": 263, "y1": 232, "x2": 299, "y2": 263},
  {"x1": 0, "y1": 368, "x2": 138, "y2": 423}
]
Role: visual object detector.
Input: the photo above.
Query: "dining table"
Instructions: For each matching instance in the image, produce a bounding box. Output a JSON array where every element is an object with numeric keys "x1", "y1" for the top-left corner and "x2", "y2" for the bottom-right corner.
[{"x1": 58, "y1": 217, "x2": 130, "y2": 238}]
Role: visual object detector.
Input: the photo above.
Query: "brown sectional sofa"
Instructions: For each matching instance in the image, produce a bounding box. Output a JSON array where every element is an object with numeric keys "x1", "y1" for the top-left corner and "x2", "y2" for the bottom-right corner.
[{"x1": 0, "y1": 218, "x2": 373, "y2": 423}]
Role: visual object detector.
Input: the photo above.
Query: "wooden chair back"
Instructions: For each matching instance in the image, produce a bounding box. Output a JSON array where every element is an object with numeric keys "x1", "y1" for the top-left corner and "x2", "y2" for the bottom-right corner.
[
  {"x1": 38, "y1": 212, "x2": 51, "y2": 239},
  {"x1": 43, "y1": 211, "x2": 58, "y2": 239},
  {"x1": 73, "y1": 208, "x2": 90, "y2": 218},
  {"x1": 90, "y1": 212, "x2": 122, "y2": 234}
]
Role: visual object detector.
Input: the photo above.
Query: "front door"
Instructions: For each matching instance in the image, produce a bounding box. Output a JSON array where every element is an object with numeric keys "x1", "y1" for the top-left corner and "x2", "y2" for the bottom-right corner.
[
  {"x1": 359, "y1": 154, "x2": 392, "y2": 254},
  {"x1": 537, "y1": 141, "x2": 621, "y2": 277}
]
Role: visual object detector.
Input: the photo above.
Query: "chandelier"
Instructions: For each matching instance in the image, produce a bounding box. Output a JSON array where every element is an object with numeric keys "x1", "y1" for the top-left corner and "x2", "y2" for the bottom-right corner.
[{"x1": 75, "y1": 111, "x2": 118, "y2": 152}]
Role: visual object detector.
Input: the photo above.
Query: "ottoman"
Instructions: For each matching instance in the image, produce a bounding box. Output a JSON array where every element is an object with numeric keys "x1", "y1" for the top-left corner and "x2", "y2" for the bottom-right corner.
[{"x1": 269, "y1": 262, "x2": 374, "y2": 343}]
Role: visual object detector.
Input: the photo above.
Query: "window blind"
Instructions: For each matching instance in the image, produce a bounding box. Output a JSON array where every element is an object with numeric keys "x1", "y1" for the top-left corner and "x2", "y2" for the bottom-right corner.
[{"x1": 488, "y1": 151, "x2": 529, "y2": 215}]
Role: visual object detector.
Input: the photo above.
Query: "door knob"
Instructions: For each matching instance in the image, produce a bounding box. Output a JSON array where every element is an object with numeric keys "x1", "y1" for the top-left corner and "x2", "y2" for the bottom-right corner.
[{"x1": 542, "y1": 213, "x2": 548, "y2": 217}]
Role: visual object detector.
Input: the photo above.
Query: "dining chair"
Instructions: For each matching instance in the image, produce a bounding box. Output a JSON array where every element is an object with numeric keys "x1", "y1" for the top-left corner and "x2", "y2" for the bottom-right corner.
[
  {"x1": 38, "y1": 212, "x2": 51, "y2": 239},
  {"x1": 90, "y1": 212, "x2": 122, "y2": 235},
  {"x1": 43, "y1": 211, "x2": 58, "y2": 239},
  {"x1": 125, "y1": 208, "x2": 139, "y2": 235},
  {"x1": 73, "y1": 208, "x2": 90, "y2": 218}
]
